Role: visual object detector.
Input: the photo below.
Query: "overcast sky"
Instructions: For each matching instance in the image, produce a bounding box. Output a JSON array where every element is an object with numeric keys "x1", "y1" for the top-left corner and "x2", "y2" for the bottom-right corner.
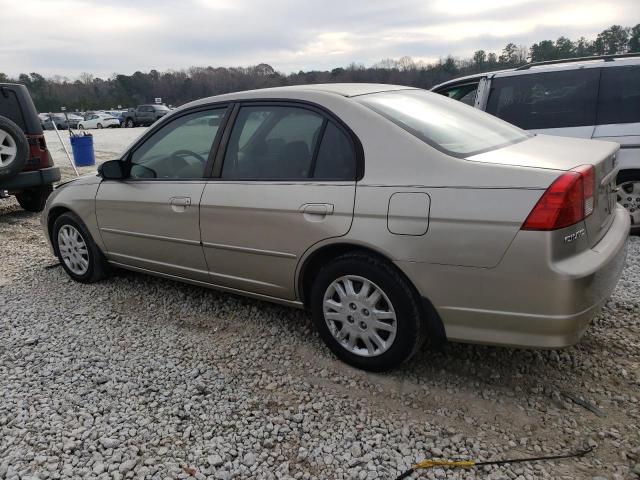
[{"x1": 1, "y1": 0, "x2": 638, "y2": 78}]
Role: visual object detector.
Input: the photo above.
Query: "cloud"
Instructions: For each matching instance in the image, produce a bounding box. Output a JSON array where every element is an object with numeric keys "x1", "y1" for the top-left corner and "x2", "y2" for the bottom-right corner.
[{"x1": 0, "y1": 0, "x2": 637, "y2": 78}]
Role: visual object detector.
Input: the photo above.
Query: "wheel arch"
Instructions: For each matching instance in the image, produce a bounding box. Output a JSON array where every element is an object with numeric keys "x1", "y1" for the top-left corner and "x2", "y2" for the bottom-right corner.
[{"x1": 296, "y1": 241, "x2": 447, "y2": 344}]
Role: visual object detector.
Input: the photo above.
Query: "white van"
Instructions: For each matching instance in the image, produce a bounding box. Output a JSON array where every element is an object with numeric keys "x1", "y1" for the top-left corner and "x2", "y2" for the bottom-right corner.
[{"x1": 432, "y1": 53, "x2": 640, "y2": 231}]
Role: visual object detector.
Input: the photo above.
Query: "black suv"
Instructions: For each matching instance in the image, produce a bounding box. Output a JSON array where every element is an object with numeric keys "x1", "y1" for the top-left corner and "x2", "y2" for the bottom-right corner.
[{"x1": 0, "y1": 83, "x2": 60, "y2": 211}]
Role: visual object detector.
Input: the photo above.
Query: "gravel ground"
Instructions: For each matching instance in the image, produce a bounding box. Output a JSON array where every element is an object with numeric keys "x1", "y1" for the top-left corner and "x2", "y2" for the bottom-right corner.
[{"x1": 1, "y1": 129, "x2": 639, "y2": 480}]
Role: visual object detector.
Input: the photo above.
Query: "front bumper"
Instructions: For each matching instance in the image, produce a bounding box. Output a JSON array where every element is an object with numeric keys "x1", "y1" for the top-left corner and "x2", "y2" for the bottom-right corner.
[
  {"x1": 0, "y1": 166, "x2": 61, "y2": 192},
  {"x1": 397, "y1": 205, "x2": 630, "y2": 348}
]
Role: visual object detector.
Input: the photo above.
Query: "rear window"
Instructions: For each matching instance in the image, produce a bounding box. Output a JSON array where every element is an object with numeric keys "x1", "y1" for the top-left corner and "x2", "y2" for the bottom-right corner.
[
  {"x1": 0, "y1": 88, "x2": 27, "y2": 131},
  {"x1": 486, "y1": 69, "x2": 600, "y2": 130},
  {"x1": 357, "y1": 89, "x2": 528, "y2": 157},
  {"x1": 597, "y1": 65, "x2": 640, "y2": 125}
]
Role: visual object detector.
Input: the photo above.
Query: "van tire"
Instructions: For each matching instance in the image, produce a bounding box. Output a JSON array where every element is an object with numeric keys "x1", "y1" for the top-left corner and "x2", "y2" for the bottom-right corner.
[{"x1": 617, "y1": 169, "x2": 640, "y2": 235}]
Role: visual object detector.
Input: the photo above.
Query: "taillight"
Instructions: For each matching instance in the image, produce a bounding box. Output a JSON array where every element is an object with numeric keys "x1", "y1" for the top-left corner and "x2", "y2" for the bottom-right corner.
[
  {"x1": 24, "y1": 134, "x2": 52, "y2": 171},
  {"x1": 522, "y1": 165, "x2": 595, "y2": 231}
]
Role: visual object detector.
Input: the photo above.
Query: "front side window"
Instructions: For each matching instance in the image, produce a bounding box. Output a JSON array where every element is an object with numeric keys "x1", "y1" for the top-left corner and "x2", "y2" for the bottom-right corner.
[
  {"x1": 221, "y1": 106, "x2": 324, "y2": 180},
  {"x1": 597, "y1": 65, "x2": 640, "y2": 125},
  {"x1": 129, "y1": 108, "x2": 227, "y2": 179},
  {"x1": 358, "y1": 89, "x2": 528, "y2": 157},
  {"x1": 486, "y1": 69, "x2": 600, "y2": 130}
]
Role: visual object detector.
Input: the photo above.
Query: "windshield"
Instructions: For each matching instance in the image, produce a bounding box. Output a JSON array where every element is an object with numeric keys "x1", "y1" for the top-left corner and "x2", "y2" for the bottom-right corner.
[{"x1": 357, "y1": 89, "x2": 529, "y2": 157}]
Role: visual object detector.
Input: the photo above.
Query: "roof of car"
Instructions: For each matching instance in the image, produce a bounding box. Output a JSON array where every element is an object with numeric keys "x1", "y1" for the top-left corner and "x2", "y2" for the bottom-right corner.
[
  {"x1": 184, "y1": 83, "x2": 417, "y2": 109},
  {"x1": 432, "y1": 53, "x2": 640, "y2": 90}
]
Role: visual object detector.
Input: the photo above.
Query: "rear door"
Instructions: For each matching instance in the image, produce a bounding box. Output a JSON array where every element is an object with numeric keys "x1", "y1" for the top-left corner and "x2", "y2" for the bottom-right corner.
[
  {"x1": 485, "y1": 69, "x2": 600, "y2": 139},
  {"x1": 95, "y1": 107, "x2": 229, "y2": 281},
  {"x1": 200, "y1": 102, "x2": 358, "y2": 300}
]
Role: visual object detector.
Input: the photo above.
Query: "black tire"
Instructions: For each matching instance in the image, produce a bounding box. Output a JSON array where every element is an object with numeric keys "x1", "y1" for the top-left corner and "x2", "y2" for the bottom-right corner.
[
  {"x1": 52, "y1": 212, "x2": 109, "y2": 283},
  {"x1": 78, "y1": 124, "x2": 84, "y2": 130},
  {"x1": 616, "y1": 169, "x2": 640, "y2": 235},
  {"x1": 310, "y1": 252, "x2": 427, "y2": 371},
  {"x1": 97, "y1": 123, "x2": 103, "y2": 129},
  {"x1": 125, "y1": 119, "x2": 134, "y2": 128},
  {"x1": 0, "y1": 115, "x2": 29, "y2": 180},
  {"x1": 16, "y1": 184, "x2": 53, "y2": 212}
]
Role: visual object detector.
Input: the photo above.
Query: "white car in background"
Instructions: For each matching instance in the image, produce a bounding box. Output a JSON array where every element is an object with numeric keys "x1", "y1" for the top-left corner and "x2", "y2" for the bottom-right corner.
[{"x1": 78, "y1": 113, "x2": 120, "y2": 129}]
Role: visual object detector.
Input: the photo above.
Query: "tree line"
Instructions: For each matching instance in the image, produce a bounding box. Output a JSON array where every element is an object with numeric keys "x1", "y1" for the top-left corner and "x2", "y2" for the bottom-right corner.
[{"x1": 1, "y1": 24, "x2": 638, "y2": 113}]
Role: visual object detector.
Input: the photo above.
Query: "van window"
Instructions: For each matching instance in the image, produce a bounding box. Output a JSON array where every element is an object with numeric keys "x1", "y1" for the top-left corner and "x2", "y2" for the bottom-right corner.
[
  {"x1": 597, "y1": 66, "x2": 640, "y2": 125},
  {"x1": 486, "y1": 69, "x2": 600, "y2": 129},
  {"x1": 438, "y1": 83, "x2": 479, "y2": 106}
]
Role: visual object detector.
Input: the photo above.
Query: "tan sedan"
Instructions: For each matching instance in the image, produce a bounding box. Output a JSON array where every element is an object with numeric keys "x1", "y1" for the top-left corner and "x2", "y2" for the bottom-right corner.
[{"x1": 42, "y1": 84, "x2": 630, "y2": 371}]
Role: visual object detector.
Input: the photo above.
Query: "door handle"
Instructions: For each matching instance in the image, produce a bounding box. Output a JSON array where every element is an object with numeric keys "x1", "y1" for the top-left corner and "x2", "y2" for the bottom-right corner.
[
  {"x1": 170, "y1": 197, "x2": 191, "y2": 207},
  {"x1": 300, "y1": 203, "x2": 334, "y2": 215}
]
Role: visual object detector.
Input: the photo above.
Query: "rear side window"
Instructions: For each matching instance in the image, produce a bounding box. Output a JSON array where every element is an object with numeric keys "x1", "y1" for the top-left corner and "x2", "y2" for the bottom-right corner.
[
  {"x1": 0, "y1": 88, "x2": 27, "y2": 131},
  {"x1": 597, "y1": 66, "x2": 640, "y2": 125},
  {"x1": 314, "y1": 122, "x2": 356, "y2": 180},
  {"x1": 221, "y1": 106, "x2": 324, "y2": 180},
  {"x1": 486, "y1": 69, "x2": 600, "y2": 129}
]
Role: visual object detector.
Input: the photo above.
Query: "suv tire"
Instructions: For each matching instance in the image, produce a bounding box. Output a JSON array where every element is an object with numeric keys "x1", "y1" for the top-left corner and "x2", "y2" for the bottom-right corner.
[
  {"x1": 310, "y1": 252, "x2": 427, "y2": 371},
  {"x1": 53, "y1": 212, "x2": 109, "y2": 283},
  {"x1": 0, "y1": 115, "x2": 29, "y2": 180},
  {"x1": 125, "y1": 119, "x2": 134, "y2": 128},
  {"x1": 16, "y1": 185, "x2": 53, "y2": 212}
]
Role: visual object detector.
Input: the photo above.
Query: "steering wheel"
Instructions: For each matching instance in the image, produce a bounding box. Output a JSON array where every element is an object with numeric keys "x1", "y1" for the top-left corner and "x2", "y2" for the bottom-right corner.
[
  {"x1": 170, "y1": 149, "x2": 207, "y2": 178},
  {"x1": 172, "y1": 149, "x2": 206, "y2": 163}
]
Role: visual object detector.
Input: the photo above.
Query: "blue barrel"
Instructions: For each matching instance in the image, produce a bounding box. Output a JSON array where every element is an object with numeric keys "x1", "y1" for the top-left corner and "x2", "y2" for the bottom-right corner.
[{"x1": 70, "y1": 135, "x2": 95, "y2": 167}]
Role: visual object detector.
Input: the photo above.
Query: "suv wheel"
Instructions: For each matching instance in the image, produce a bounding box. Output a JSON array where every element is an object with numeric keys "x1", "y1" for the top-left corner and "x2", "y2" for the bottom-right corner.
[
  {"x1": 0, "y1": 115, "x2": 29, "y2": 180},
  {"x1": 53, "y1": 212, "x2": 109, "y2": 283},
  {"x1": 310, "y1": 253, "x2": 427, "y2": 371},
  {"x1": 617, "y1": 169, "x2": 640, "y2": 235},
  {"x1": 125, "y1": 119, "x2": 134, "y2": 128},
  {"x1": 16, "y1": 185, "x2": 53, "y2": 212}
]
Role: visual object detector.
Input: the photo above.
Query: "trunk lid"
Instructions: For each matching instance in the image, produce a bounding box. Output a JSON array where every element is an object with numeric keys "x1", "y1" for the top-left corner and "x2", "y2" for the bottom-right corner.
[{"x1": 468, "y1": 134, "x2": 620, "y2": 246}]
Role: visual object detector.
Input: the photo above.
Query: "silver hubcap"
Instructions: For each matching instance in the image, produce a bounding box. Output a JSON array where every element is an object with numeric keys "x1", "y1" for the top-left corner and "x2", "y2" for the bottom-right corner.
[
  {"x1": 0, "y1": 129, "x2": 18, "y2": 167},
  {"x1": 57, "y1": 225, "x2": 89, "y2": 275},
  {"x1": 618, "y1": 181, "x2": 640, "y2": 226},
  {"x1": 323, "y1": 275, "x2": 397, "y2": 357}
]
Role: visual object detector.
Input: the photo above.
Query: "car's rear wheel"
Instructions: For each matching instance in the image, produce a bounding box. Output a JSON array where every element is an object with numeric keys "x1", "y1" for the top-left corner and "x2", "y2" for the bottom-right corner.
[
  {"x1": 310, "y1": 253, "x2": 427, "y2": 371},
  {"x1": 617, "y1": 169, "x2": 640, "y2": 235},
  {"x1": 16, "y1": 185, "x2": 53, "y2": 212},
  {"x1": 78, "y1": 123, "x2": 84, "y2": 129},
  {"x1": 53, "y1": 212, "x2": 109, "y2": 283},
  {"x1": 97, "y1": 123, "x2": 103, "y2": 129},
  {"x1": 125, "y1": 119, "x2": 134, "y2": 128},
  {"x1": 0, "y1": 115, "x2": 29, "y2": 180}
]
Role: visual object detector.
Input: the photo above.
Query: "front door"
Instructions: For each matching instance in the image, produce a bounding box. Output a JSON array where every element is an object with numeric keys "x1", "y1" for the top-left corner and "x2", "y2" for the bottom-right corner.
[
  {"x1": 96, "y1": 107, "x2": 228, "y2": 281},
  {"x1": 200, "y1": 103, "x2": 359, "y2": 299}
]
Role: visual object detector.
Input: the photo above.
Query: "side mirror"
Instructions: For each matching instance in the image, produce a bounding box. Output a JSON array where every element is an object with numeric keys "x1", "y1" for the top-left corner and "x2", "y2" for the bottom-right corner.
[{"x1": 99, "y1": 159, "x2": 127, "y2": 180}]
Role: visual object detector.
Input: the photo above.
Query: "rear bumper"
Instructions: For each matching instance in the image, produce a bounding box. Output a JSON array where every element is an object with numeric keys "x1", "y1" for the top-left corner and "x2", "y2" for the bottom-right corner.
[
  {"x1": 397, "y1": 205, "x2": 630, "y2": 348},
  {"x1": 0, "y1": 166, "x2": 61, "y2": 191}
]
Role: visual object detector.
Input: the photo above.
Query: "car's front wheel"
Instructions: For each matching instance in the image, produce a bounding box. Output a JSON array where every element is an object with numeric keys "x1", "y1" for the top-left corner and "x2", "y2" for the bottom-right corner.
[
  {"x1": 310, "y1": 253, "x2": 427, "y2": 371},
  {"x1": 16, "y1": 185, "x2": 53, "y2": 212},
  {"x1": 78, "y1": 123, "x2": 84, "y2": 129},
  {"x1": 97, "y1": 123, "x2": 103, "y2": 129},
  {"x1": 125, "y1": 119, "x2": 134, "y2": 128},
  {"x1": 53, "y1": 212, "x2": 109, "y2": 283}
]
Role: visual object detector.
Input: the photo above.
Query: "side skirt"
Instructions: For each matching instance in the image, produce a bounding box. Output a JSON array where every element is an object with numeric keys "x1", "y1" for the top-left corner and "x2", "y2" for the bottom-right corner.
[{"x1": 108, "y1": 261, "x2": 305, "y2": 309}]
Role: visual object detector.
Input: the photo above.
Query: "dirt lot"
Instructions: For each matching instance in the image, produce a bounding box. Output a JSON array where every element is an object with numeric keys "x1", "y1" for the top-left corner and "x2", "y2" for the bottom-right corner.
[{"x1": 0, "y1": 128, "x2": 639, "y2": 479}]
